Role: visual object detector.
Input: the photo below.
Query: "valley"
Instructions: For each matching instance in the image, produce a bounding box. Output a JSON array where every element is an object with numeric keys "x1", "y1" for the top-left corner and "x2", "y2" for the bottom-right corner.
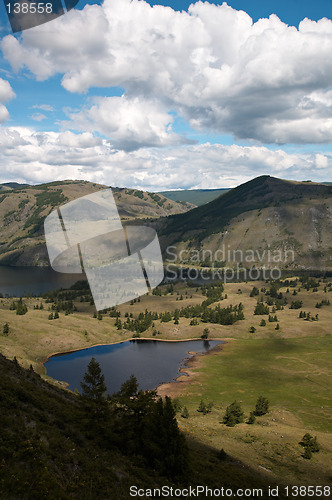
[
  {"x1": 0, "y1": 277, "x2": 331, "y2": 490},
  {"x1": 0, "y1": 175, "x2": 331, "y2": 496}
]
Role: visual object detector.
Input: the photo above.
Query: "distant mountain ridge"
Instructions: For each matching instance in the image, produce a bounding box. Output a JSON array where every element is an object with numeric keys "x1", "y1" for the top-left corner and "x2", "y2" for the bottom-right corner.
[
  {"x1": 1, "y1": 176, "x2": 331, "y2": 270},
  {"x1": 0, "y1": 182, "x2": 30, "y2": 190},
  {"x1": 160, "y1": 176, "x2": 332, "y2": 271},
  {"x1": 0, "y1": 180, "x2": 194, "y2": 267},
  {"x1": 158, "y1": 188, "x2": 229, "y2": 206}
]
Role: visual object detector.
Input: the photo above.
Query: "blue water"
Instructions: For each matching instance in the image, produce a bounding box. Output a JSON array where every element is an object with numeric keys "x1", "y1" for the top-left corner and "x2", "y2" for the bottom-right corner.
[{"x1": 45, "y1": 339, "x2": 223, "y2": 395}]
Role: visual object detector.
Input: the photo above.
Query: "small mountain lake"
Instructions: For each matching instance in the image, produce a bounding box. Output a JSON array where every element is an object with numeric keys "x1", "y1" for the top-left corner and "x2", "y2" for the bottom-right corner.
[
  {"x1": 0, "y1": 265, "x2": 84, "y2": 296},
  {"x1": 45, "y1": 339, "x2": 223, "y2": 395}
]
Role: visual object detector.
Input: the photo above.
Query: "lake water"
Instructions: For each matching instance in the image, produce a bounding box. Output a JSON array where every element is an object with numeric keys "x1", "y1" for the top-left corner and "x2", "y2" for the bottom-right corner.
[
  {"x1": 0, "y1": 265, "x2": 84, "y2": 296},
  {"x1": 0, "y1": 264, "x2": 328, "y2": 297},
  {"x1": 45, "y1": 339, "x2": 223, "y2": 395}
]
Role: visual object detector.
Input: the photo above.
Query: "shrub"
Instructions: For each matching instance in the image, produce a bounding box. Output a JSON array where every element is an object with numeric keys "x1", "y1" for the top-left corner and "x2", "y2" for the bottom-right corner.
[
  {"x1": 290, "y1": 300, "x2": 303, "y2": 309},
  {"x1": 254, "y1": 396, "x2": 269, "y2": 416},
  {"x1": 181, "y1": 407, "x2": 189, "y2": 419},
  {"x1": 299, "y1": 433, "x2": 320, "y2": 454},
  {"x1": 172, "y1": 398, "x2": 182, "y2": 413},
  {"x1": 197, "y1": 400, "x2": 207, "y2": 413},
  {"x1": 247, "y1": 412, "x2": 256, "y2": 424},
  {"x1": 223, "y1": 401, "x2": 244, "y2": 426},
  {"x1": 254, "y1": 302, "x2": 269, "y2": 315}
]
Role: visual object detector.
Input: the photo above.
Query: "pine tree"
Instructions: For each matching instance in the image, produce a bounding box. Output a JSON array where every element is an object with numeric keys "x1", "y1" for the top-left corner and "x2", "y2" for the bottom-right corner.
[
  {"x1": 247, "y1": 411, "x2": 256, "y2": 424},
  {"x1": 223, "y1": 401, "x2": 244, "y2": 426},
  {"x1": 81, "y1": 357, "x2": 107, "y2": 402},
  {"x1": 181, "y1": 407, "x2": 189, "y2": 419},
  {"x1": 254, "y1": 302, "x2": 269, "y2": 315},
  {"x1": 206, "y1": 402, "x2": 214, "y2": 413},
  {"x1": 3, "y1": 322, "x2": 9, "y2": 335},
  {"x1": 310, "y1": 436, "x2": 320, "y2": 453},
  {"x1": 143, "y1": 396, "x2": 189, "y2": 480},
  {"x1": 299, "y1": 433, "x2": 320, "y2": 453},
  {"x1": 201, "y1": 328, "x2": 209, "y2": 339},
  {"x1": 16, "y1": 299, "x2": 28, "y2": 315},
  {"x1": 197, "y1": 400, "x2": 207, "y2": 413},
  {"x1": 254, "y1": 396, "x2": 269, "y2": 416}
]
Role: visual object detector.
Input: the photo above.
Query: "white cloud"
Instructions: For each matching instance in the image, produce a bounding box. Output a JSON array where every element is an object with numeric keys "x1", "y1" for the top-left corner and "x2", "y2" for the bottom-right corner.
[
  {"x1": 2, "y1": 0, "x2": 332, "y2": 144},
  {"x1": 0, "y1": 77, "x2": 15, "y2": 123},
  {"x1": 0, "y1": 126, "x2": 330, "y2": 190},
  {"x1": 31, "y1": 112, "x2": 47, "y2": 122},
  {"x1": 32, "y1": 104, "x2": 54, "y2": 111},
  {"x1": 63, "y1": 96, "x2": 191, "y2": 150},
  {"x1": 56, "y1": 130, "x2": 102, "y2": 147}
]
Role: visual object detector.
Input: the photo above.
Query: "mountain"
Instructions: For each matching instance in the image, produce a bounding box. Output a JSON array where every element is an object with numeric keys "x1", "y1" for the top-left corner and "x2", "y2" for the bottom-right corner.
[
  {"x1": 1, "y1": 176, "x2": 331, "y2": 270},
  {"x1": 160, "y1": 176, "x2": 332, "y2": 271},
  {"x1": 0, "y1": 180, "x2": 194, "y2": 266},
  {"x1": 158, "y1": 188, "x2": 229, "y2": 206},
  {"x1": 0, "y1": 182, "x2": 30, "y2": 190}
]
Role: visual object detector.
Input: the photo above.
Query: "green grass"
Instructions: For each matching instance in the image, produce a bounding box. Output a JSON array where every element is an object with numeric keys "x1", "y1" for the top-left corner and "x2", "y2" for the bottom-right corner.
[
  {"x1": 168, "y1": 335, "x2": 332, "y2": 487},
  {"x1": 179, "y1": 337, "x2": 332, "y2": 432},
  {"x1": 1, "y1": 279, "x2": 331, "y2": 488}
]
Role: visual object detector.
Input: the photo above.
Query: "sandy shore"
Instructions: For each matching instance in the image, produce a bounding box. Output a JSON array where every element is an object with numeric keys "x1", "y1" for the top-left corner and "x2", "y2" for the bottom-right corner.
[{"x1": 156, "y1": 340, "x2": 228, "y2": 398}]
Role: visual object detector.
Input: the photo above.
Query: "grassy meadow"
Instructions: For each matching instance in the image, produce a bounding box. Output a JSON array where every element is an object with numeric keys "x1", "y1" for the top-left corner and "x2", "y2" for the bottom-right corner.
[{"x1": 0, "y1": 276, "x2": 331, "y2": 488}]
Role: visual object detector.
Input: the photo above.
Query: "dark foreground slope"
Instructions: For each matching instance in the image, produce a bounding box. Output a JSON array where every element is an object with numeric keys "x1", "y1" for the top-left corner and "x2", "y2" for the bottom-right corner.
[{"x1": 0, "y1": 353, "x2": 284, "y2": 499}]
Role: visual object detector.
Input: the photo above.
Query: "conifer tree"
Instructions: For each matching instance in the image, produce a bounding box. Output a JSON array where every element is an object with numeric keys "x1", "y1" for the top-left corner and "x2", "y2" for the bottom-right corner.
[
  {"x1": 254, "y1": 396, "x2": 269, "y2": 416},
  {"x1": 81, "y1": 357, "x2": 107, "y2": 402},
  {"x1": 181, "y1": 406, "x2": 189, "y2": 418},
  {"x1": 223, "y1": 401, "x2": 244, "y2": 426},
  {"x1": 197, "y1": 400, "x2": 207, "y2": 413}
]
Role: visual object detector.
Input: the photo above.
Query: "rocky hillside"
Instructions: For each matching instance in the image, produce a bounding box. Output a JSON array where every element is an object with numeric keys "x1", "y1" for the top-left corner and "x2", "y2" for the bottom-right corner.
[
  {"x1": 0, "y1": 180, "x2": 194, "y2": 266},
  {"x1": 160, "y1": 176, "x2": 332, "y2": 271}
]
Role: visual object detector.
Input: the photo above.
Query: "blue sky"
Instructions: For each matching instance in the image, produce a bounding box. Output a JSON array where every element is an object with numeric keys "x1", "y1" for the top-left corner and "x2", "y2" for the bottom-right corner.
[{"x1": 0, "y1": 0, "x2": 331, "y2": 189}]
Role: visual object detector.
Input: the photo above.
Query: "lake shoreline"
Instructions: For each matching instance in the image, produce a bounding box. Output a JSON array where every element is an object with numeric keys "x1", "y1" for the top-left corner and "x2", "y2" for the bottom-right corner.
[
  {"x1": 42, "y1": 336, "x2": 228, "y2": 365},
  {"x1": 43, "y1": 337, "x2": 229, "y2": 393},
  {"x1": 157, "y1": 341, "x2": 229, "y2": 398}
]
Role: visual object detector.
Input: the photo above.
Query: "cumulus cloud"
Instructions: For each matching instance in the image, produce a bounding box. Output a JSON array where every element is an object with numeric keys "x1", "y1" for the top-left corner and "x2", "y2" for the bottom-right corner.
[
  {"x1": 63, "y1": 96, "x2": 192, "y2": 150},
  {"x1": 0, "y1": 126, "x2": 330, "y2": 190},
  {"x1": 2, "y1": 0, "x2": 332, "y2": 144},
  {"x1": 0, "y1": 78, "x2": 15, "y2": 123}
]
